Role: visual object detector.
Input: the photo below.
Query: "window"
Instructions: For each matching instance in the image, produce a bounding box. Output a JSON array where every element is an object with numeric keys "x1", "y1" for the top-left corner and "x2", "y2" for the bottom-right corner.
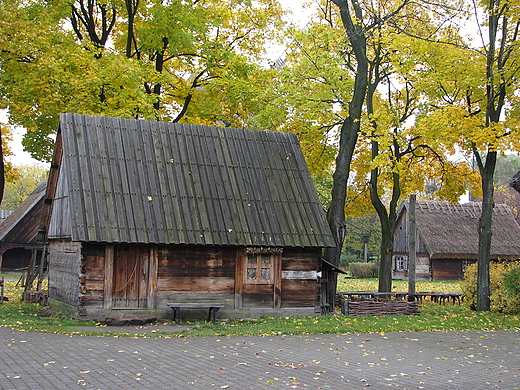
[
  {"x1": 245, "y1": 253, "x2": 274, "y2": 284},
  {"x1": 393, "y1": 255, "x2": 408, "y2": 271}
]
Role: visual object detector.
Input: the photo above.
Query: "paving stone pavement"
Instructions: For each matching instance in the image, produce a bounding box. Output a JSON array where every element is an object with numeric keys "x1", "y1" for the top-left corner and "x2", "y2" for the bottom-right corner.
[{"x1": 1, "y1": 327, "x2": 519, "y2": 389}]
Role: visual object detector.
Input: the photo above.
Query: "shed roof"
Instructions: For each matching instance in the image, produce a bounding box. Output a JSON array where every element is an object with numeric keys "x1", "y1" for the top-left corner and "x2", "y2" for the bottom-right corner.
[
  {"x1": 0, "y1": 182, "x2": 46, "y2": 244},
  {"x1": 400, "y1": 200, "x2": 520, "y2": 259},
  {"x1": 45, "y1": 113, "x2": 334, "y2": 247}
]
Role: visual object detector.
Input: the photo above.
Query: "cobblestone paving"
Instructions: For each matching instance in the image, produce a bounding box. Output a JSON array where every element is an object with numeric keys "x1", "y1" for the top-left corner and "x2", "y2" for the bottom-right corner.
[{"x1": 1, "y1": 327, "x2": 519, "y2": 389}]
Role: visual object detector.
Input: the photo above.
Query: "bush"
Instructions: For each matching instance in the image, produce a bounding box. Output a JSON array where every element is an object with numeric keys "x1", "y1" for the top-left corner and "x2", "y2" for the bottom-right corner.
[
  {"x1": 347, "y1": 262, "x2": 377, "y2": 279},
  {"x1": 462, "y1": 261, "x2": 520, "y2": 313},
  {"x1": 502, "y1": 267, "x2": 520, "y2": 314}
]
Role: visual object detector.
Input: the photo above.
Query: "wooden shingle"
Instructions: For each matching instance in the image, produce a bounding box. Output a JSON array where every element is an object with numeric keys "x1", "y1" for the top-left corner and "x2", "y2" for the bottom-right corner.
[{"x1": 45, "y1": 114, "x2": 334, "y2": 248}]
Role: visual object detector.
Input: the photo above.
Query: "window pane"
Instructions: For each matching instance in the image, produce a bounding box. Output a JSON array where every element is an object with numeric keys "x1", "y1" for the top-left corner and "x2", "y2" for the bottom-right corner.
[
  {"x1": 261, "y1": 254, "x2": 270, "y2": 264},
  {"x1": 247, "y1": 268, "x2": 257, "y2": 279},
  {"x1": 247, "y1": 254, "x2": 257, "y2": 264},
  {"x1": 261, "y1": 268, "x2": 270, "y2": 280}
]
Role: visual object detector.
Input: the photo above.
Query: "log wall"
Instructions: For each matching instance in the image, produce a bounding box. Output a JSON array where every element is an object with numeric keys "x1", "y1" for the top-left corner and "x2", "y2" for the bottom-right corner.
[
  {"x1": 156, "y1": 245, "x2": 236, "y2": 296},
  {"x1": 392, "y1": 254, "x2": 431, "y2": 281},
  {"x1": 48, "y1": 240, "x2": 82, "y2": 308},
  {"x1": 54, "y1": 242, "x2": 322, "y2": 319},
  {"x1": 80, "y1": 244, "x2": 106, "y2": 311},
  {"x1": 281, "y1": 248, "x2": 320, "y2": 308},
  {"x1": 431, "y1": 258, "x2": 473, "y2": 281}
]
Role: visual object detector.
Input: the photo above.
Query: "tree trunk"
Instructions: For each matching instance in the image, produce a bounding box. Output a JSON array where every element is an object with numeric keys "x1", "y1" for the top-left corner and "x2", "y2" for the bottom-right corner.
[
  {"x1": 476, "y1": 150, "x2": 496, "y2": 311},
  {"x1": 125, "y1": 0, "x2": 139, "y2": 58},
  {"x1": 327, "y1": 0, "x2": 368, "y2": 268},
  {"x1": 323, "y1": 0, "x2": 369, "y2": 312},
  {"x1": 0, "y1": 126, "x2": 4, "y2": 206}
]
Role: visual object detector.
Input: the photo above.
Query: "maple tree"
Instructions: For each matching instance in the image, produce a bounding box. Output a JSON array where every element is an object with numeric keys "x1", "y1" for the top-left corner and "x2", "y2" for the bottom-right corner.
[
  {"x1": 0, "y1": 0, "x2": 284, "y2": 161},
  {"x1": 412, "y1": 0, "x2": 520, "y2": 310},
  {"x1": 249, "y1": 1, "x2": 477, "y2": 296}
]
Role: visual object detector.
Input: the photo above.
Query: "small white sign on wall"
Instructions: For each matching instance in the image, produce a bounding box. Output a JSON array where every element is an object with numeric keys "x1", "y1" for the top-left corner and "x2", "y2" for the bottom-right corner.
[{"x1": 282, "y1": 270, "x2": 318, "y2": 280}]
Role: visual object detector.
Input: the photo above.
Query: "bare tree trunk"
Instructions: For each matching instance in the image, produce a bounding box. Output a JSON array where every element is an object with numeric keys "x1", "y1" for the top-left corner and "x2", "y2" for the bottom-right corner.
[
  {"x1": 0, "y1": 126, "x2": 4, "y2": 206},
  {"x1": 476, "y1": 150, "x2": 496, "y2": 311},
  {"x1": 327, "y1": 0, "x2": 368, "y2": 268},
  {"x1": 408, "y1": 194, "x2": 416, "y2": 301}
]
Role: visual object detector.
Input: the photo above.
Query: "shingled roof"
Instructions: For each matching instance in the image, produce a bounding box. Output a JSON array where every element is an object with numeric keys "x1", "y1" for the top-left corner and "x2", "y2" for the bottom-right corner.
[
  {"x1": 44, "y1": 113, "x2": 334, "y2": 248},
  {"x1": 402, "y1": 200, "x2": 520, "y2": 259}
]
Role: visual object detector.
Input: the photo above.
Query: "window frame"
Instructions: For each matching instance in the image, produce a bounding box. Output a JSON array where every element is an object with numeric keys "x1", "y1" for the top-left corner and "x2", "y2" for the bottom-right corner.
[{"x1": 244, "y1": 253, "x2": 275, "y2": 284}]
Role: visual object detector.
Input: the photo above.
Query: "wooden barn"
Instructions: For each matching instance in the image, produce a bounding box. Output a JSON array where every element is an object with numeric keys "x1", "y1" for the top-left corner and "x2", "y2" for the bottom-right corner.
[
  {"x1": 39, "y1": 113, "x2": 335, "y2": 321},
  {"x1": 392, "y1": 200, "x2": 520, "y2": 281},
  {"x1": 0, "y1": 182, "x2": 46, "y2": 272}
]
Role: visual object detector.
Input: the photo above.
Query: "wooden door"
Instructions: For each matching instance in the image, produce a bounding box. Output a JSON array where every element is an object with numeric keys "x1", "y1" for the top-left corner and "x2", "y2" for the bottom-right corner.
[{"x1": 112, "y1": 244, "x2": 150, "y2": 308}]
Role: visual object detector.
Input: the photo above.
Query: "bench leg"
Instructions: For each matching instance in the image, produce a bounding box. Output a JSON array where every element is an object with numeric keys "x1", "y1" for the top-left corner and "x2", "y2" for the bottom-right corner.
[
  {"x1": 170, "y1": 307, "x2": 181, "y2": 324},
  {"x1": 208, "y1": 307, "x2": 221, "y2": 323}
]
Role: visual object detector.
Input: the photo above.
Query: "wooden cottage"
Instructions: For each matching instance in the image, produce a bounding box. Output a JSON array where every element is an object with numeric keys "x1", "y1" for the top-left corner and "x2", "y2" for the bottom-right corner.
[
  {"x1": 393, "y1": 200, "x2": 520, "y2": 281},
  {"x1": 40, "y1": 113, "x2": 335, "y2": 321},
  {"x1": 0, "y1": 182, "x2": 46, "y2": 272}
]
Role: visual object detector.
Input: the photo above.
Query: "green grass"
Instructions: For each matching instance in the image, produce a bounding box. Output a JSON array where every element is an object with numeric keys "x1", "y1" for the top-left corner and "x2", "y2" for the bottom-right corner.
[
  {"x1": 337, "y1": 277, "x2": 462, "y2": 293},
  {"x1": 0, "y1": 279, "x2": 518, "y2": 338}
]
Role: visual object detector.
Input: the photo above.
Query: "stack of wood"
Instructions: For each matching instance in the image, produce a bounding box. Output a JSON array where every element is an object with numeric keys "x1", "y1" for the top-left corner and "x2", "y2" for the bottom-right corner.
[
  {"x1": 342, "y1": 298, "x2": 420, "y2": 316},
  {"x1": 22, "y1": 290, "x2": 48, "y2": 306}
]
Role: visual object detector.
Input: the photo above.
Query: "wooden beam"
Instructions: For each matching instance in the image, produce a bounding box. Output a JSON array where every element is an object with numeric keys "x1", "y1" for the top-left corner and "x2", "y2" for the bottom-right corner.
[
  {"x1": 273, "y1": 253, "x2": 282, "y2": 309},
  {"x1": 103, "y1": 244, "x2": 114, "y2": 309},
  {"x1": 234, "y1": 250, "x2": 243, "y2": 309},
  {"x1": 147, "y1": 245, "x2": 158, "y2": 309}
]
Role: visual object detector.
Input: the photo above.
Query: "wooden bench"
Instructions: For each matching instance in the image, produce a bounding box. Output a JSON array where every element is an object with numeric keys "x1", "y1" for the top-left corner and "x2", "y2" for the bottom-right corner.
[{"x1": 166, "y1": 303, "x2": 224, "y2": 324}]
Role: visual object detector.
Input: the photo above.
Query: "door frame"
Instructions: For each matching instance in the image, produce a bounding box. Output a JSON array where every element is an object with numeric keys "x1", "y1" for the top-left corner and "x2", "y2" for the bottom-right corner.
[
  {"x1": 103, "y1": 244, "x2": 158, "y2": 309},
  {"x1": 235, "y1": 247, "x2": 282, "y2": 309}
]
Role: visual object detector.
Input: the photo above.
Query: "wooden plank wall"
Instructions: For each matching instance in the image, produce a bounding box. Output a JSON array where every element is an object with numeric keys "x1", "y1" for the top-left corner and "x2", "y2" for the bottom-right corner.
[
  {"x1": 80, "y1": 244, "x2": 106, "y2": 310},
  {"x1": 77, "y1": 243, "x2": 321, "y2": 313},
  {"x1": 281, "y1": 248, "x2": 320, "y2": 308},
  {"x1": 48, "y1": 240, "x2": 82, "y2": 307},
  {"x1": 156, "y1": 246, "x2": 236, "y2": 300},
  {"x1": 431, "y1": 259, "x2": 468, "y2": 281},
  {"x1": 393, "y1": 255, "x2": 431, "y2": 281}
]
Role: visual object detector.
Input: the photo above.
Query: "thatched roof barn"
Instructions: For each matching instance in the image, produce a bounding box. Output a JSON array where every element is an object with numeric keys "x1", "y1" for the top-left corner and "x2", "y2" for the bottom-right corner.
[
  {"x1": 393, "y1": 200, "x2": 520, "y2": 281},
  {"x1": 511, "y1": 170, "x2": 520, "y2": 194},
  {"x1": 41, "y1": 113, "x2": 335, "y2": 321},
  {"x1": 0, "y1": 182, "x2": 46, "y2": 271}
]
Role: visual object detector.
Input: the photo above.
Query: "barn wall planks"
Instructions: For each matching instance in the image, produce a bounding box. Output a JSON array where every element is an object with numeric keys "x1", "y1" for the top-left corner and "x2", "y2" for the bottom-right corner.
[
  {"x1": 48, "y1": 240, "x2": 82, "y2": 307},
  {"x1": 281, "y1": 279, "x2": 317, "y2": 307},
  {"x1": 51, "y1": 241, "x2": 323, "y2": 318},
  {"x1": 392, "y1": 254, "x2": 431, "y2": 281},
  {"x1": 281, "y1": 248, "x2": 320, "y2": 308},
  {"x1": 431, "y1": 259, "x2": 470, "y2": 281},
  {"x1": 157, "y1": 245, "x2": 236, "y2": 294}
]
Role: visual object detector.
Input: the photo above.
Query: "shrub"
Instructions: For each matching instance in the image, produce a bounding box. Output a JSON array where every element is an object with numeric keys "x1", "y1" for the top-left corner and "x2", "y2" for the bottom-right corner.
[
  {"x1": 347, "y1": 262, "x2": 377, "y2": 279},
  {"x1": 502, "y1": 267, "x2": 520, "y2": 314},
  {"x1": 462, "y1": 261, "x2": 520, "y2": 313}
]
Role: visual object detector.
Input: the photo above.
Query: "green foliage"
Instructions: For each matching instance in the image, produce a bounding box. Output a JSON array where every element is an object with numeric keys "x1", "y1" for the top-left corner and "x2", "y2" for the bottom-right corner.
[
  {"x1": 1, "y1": 164, "x2": 48, "y2": 210},
  {"x1": 0, "y1": 0, "x2": 285, "y2": 161},
  {"x1": 462, "y1": 262, "x2": 520, "y2": 313},
  {"x1": 502, "y1": 267, "x2": 520, "y2": 314},
  {"x1": 347, "y1": 262, "x2": 377, "y2": 279}
]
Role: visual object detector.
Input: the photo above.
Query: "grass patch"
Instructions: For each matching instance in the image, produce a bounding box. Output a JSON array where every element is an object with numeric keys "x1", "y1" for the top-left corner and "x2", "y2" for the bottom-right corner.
[
  {"x1": 337, "y1": 278, "x2": 462, "y2": 292},
  {"x1": 1, "y1": 279, "x2": 517, "y2": 338}
]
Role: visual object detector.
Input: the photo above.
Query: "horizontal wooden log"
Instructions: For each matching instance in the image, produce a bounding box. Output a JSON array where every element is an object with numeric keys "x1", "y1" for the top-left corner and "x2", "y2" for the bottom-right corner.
[{"x1": 282, "y1": 259, "x2": 317, "y2": 271}]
